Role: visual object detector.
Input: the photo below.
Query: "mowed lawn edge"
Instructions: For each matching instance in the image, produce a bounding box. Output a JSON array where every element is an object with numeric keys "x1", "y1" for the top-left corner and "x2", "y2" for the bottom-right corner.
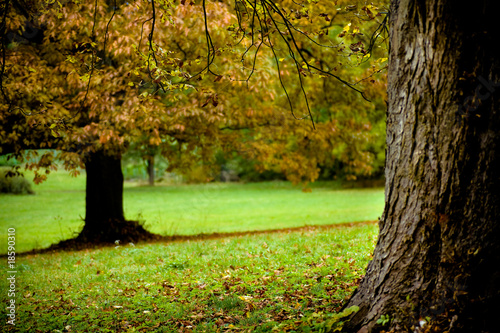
[{"x1": 0, "y1": 171, "x2": 384, "y2": 254}]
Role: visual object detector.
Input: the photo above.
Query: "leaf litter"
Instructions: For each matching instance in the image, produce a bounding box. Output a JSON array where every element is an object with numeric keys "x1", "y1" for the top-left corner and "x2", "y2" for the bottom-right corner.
[{"x1": 3, "y1": 223, "x2": 377, "y2": 332}]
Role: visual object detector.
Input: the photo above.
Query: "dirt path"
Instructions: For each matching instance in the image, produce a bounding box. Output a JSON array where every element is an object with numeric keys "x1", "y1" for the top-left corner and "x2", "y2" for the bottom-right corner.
[{"x1": 156, "y1": 220, "x2": 378, "y2": 243}]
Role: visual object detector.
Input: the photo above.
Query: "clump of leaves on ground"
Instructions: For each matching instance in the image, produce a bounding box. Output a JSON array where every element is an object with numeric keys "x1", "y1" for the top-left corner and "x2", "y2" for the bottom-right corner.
[{"x1": 1, "y1": 224, "x2": 377, "y2": 332}]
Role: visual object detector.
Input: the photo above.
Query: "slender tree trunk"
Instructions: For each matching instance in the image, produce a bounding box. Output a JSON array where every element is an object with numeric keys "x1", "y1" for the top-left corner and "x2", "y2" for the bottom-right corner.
[
  {"x1": 81, "y1": 150, "x2": 125, "y2": 239},
  {"x1": 343, "y1": 1, "x2": 500, "y2": 332},
  {"x1": 147, "y1": 155, "x2": 155, "y2": 186}
]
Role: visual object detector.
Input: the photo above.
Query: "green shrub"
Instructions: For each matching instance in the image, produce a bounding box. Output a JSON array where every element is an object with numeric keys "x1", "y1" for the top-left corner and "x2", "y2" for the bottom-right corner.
[
  {"x1": 0, "y1": 168, "x2": 35, "y2": 195},
  {"x1": 216, "y1": 152, "x2": 286, "y2": 183}
]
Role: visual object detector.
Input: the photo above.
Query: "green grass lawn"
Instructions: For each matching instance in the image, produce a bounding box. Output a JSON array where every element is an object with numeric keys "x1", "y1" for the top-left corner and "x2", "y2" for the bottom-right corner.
[
  {"x1": 0, "y1": 223, "x2": 378, "y2": 332},
  {"x1": 0, "y1": 170, "x2": 384, "y2": 253}
]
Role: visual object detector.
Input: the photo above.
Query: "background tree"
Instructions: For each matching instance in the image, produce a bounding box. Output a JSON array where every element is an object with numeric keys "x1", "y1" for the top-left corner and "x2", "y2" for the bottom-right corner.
[
  {"x1": 1, "y1": 0, "x2": 388, "y2": 244},
  {"x1": 0, "y1": 0, "x2": 241, "y2": 242},
  {"x1": 342, "y1": 0, "x2": 500, "y2": 332}
]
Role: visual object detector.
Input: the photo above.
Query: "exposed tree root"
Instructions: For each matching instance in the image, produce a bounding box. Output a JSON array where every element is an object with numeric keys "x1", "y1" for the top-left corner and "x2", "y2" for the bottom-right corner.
[{"x1": 20, "y1": 219, "x2": 162, "y2": 255}]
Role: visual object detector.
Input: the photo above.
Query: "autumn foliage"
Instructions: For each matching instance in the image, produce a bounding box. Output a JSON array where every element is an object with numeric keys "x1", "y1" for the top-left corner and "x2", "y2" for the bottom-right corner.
[
  {"x1": 0, "y1": 0, "x2": 388, "y2": 241},
  {"x1": 1, "y1": 0, "x2": 388, "y2": 181}
]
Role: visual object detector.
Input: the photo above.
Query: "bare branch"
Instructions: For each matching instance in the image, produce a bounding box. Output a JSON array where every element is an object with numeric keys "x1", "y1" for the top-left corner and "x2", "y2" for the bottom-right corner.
[
  {"x1": 262, "y1": 0, "x2": 315, "y2": 128},
  {"x1": 102, "y1": 0, "x2": 117, "y2": 64},
  {"x1": 146, "y1": 0, "x2": 166, "y2": 93},
  {"x1": 263, "y1": 0, "x2": 368, "y2": 101},
  {"x1": 261, "y1": 0, "x2": 313, "y2": 127},
  {"x1": 62, "y1": 0, "x2": 99, "y2": 122}
]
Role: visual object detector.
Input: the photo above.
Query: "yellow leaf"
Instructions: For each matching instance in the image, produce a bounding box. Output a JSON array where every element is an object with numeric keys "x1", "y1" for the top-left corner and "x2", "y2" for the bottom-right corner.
[
  {"x1": 128, "y1": 82, "x2": 134, "y2": 87},
  {"x1": 342, "y1": 23, "x2": 351, "y2": 32},
  {"x1": 279, "y1": 58, "x2": 285, "y2": 62}
]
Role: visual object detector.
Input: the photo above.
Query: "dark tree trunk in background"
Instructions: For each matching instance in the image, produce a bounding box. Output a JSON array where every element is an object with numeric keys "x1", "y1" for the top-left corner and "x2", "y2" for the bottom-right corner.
[
  {"x1": 343, "y1": 1, "x2": 500, "y2": 332},
  {"x1": 81, "y1": 150, "x2": 125, "y2": 240},
  {"x1": 147, "y1": 155, "x2": 155, "y2": 186},
  {"x1": 76, "y1": 150, "x2": 158, "y2": 244}
]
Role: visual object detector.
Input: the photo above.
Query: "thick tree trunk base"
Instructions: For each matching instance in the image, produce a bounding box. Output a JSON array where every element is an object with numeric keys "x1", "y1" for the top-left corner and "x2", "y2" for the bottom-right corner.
[
  {"x1": 340, "y1": 1, "x2": 500, "y2": 332},
  {"x1": 29, "y1": 219, "x2": 162, "y2": 253},
  {"x1": 76, "y1": 218, "x2": 161, "y2": 244}
]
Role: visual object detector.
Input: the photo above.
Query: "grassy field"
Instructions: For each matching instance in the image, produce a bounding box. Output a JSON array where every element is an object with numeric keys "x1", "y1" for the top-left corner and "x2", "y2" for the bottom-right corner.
[
  {"x1": 0, "y1": 223, "x2": 378, "y2": 332},
  {"x1": 0, "y1": 171, "x2": 384, "y2": 254}
]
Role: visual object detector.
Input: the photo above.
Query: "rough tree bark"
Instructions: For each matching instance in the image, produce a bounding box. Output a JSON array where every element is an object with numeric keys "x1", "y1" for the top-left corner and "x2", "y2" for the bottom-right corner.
[{"x1": 343, "y1": 0, "x2": 500, "y2": 332}]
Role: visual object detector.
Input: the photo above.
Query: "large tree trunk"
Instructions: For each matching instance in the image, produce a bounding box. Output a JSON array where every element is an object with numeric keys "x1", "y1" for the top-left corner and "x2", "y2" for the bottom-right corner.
[
  {"x1": 82, "y1": 150, "x2": 125, "y2": 240},
  {"x1": 77, "y1": 150, "x2": 159, "y2": 244},
  {"x1": 343, "y1": 1, "x2": 500, "y2": 332}
]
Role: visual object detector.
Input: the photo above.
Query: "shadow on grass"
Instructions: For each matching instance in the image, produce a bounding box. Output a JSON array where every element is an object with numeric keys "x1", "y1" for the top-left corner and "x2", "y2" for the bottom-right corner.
[{"x1": 13, "y1": 220, "x2": 378, "y2": 257}]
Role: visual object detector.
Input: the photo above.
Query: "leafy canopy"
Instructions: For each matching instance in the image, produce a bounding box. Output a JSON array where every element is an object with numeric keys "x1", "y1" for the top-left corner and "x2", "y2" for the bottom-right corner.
[{"x1": 0, "y1": 0, "x2": 389, "y2": 184}]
